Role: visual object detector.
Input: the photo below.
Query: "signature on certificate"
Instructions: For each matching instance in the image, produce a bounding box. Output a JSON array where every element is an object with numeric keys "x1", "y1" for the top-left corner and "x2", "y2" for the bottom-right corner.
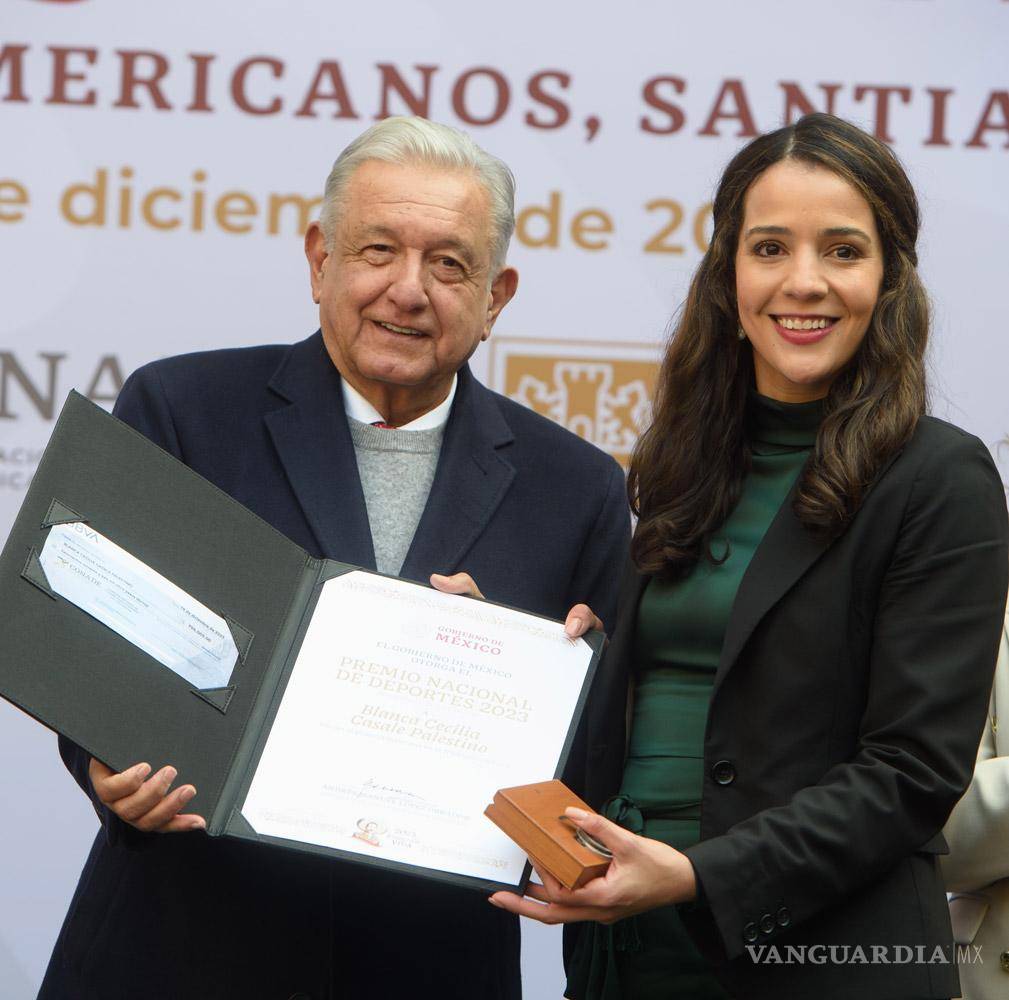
[{"x1": 360, "y1": 777, "x2": 427, "y2": 802}]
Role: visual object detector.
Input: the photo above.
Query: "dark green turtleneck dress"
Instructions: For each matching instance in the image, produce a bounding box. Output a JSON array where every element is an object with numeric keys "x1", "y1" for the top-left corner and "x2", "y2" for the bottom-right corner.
[{"x1": 567, "y1": 393, "x2": 824, "y2": 1000}]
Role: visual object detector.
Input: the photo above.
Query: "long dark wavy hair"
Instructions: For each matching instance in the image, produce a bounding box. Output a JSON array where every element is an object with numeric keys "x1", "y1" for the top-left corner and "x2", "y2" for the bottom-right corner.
[{"x1": 629, "y1": 113, "x2": 928, "y2": 577}]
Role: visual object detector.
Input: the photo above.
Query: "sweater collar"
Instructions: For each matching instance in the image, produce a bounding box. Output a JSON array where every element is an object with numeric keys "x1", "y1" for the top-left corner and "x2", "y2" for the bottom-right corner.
[{"x1": 748, "y1": 391, "x2": 823, "y2": 448}]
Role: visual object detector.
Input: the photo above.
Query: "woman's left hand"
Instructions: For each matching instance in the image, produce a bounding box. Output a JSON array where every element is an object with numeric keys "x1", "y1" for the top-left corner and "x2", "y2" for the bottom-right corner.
[{"x1": 488, "y1": 807, "x2": 697, "y2": 924}]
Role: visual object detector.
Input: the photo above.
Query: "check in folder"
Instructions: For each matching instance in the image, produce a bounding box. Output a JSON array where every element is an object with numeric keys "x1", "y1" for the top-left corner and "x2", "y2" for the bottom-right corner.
[{"x1": 0, "y1": 391, "x2": 603, "y2": 893}]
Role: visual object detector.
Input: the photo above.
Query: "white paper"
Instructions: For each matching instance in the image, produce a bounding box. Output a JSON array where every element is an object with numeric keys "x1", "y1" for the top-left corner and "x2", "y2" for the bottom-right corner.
[
  {"x1": 38, "y1": 522, "x2": 238, "y2": 689},
  {"x1": 242, "y1": 572, "x2": 594, "y2": 884}
]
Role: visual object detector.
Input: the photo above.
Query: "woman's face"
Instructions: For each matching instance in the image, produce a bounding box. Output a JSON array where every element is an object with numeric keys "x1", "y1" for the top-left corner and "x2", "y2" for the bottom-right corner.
[{"x1": 734, "y1": 159, "x2": 885, "y2": 403}]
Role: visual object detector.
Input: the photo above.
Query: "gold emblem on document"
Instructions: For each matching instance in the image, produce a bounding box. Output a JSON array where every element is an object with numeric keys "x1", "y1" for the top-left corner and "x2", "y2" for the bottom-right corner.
[
  {"x1": 488, "y1": 338, "x2": 661, "y2": 468},
  {"x1": 352, "y1": 819, "x2": 385, "y2": 847}
]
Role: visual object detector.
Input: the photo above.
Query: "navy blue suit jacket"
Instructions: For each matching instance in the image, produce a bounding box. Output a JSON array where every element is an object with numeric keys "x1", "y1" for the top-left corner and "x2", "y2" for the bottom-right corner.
[{"x1": 41, "y1": 331, "x2": 630, "y2": 1000}]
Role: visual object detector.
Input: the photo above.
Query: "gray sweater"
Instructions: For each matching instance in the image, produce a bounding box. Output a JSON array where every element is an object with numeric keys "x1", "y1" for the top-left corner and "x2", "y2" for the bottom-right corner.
[{"x1": 348, "y1": 417, "x2": 445, "y2": 576}]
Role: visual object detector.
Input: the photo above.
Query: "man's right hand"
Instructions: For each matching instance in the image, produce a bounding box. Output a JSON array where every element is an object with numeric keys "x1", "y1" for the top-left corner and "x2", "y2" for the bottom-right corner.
[{"x1": 89, "y1": 758, "x2": 206, "y2": 833}]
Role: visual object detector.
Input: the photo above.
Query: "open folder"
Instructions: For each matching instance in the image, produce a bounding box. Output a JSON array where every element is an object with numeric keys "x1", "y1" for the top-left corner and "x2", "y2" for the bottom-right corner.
[{"x1": 0, "y1": 391, "x2": 604, "y2": 893}]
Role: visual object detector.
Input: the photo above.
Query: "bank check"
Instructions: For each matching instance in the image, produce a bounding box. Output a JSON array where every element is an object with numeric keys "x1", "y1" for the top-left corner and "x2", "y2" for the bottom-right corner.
[{"x1": 39, "y1": 522, "x2": 237, "y2": 690}]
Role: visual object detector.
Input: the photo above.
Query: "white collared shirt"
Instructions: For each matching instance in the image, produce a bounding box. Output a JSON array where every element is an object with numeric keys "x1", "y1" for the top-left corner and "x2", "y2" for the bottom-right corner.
[{"x1": 341, "y1": 374, "x2": 458, "y2": 431}]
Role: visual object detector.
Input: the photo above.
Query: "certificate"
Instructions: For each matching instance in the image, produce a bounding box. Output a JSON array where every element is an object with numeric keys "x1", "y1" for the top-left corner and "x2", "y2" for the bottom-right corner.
[{"x1": 242, "y1": 572, "x2": 595, "y2": 885}]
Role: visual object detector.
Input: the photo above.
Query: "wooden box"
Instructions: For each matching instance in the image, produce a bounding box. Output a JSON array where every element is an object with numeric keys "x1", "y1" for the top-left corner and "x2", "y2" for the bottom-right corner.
[{"x1": 485, "y1": 779, "x2": 611, "y2": 890}]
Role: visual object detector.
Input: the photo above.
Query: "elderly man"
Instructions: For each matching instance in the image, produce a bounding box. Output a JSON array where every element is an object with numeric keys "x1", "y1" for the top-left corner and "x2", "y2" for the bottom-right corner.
[{"x1": 39, "y1": 118, "x2": 629, "y2": 1000}]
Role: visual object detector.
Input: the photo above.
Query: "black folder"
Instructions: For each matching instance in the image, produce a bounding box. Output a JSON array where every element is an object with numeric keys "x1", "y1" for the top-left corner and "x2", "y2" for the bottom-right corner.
[{"x1": 0, "y1": 391, "x2": 603, "y2": 892}]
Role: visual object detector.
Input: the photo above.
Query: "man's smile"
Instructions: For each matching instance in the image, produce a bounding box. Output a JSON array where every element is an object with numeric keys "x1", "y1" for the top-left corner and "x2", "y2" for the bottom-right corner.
[{"x1": 373, "y1": 319, "x2": 427, "y2": 337}]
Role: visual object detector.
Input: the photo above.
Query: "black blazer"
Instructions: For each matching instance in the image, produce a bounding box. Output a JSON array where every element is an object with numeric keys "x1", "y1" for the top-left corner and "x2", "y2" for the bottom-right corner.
[
  {"x1": 567, "y1": 416, "x2": 1008, "y2": 1000},
  {"x1": 40, "y1": 331, "x2": 631, "y2": 1000}
]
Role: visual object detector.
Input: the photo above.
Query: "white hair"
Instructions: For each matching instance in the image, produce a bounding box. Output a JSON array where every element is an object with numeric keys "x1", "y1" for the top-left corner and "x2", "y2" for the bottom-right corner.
[{"x1": 319, "y1": 116, "x2": 516, "y2": 274}]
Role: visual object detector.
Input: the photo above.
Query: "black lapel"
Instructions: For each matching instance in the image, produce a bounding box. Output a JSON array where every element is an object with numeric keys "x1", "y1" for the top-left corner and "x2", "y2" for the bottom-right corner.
[
  {"x1": 263, "y1": 332, "x2": 376, "y2": 568},
  {"x1": 399, "y1": 367, "x2": 515, "y2": 582},
  {"x1": 587, "y1": 560, "x2": 648, "y2": 750},
  {"x1": 714, "y1": 433, "x2": 910, "y2": 693},
  {"x1": 714, "y1": 481, "x2": 832, "y2": 694},
  {"x1": 605, "y1": 560, "x2": 649, "y2": 686}
]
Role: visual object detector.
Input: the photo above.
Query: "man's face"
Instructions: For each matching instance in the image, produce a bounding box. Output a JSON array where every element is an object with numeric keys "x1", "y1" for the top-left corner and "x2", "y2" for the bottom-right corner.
[{"x1": 306, "y1": 160, "x2": 517, "y2": 421}]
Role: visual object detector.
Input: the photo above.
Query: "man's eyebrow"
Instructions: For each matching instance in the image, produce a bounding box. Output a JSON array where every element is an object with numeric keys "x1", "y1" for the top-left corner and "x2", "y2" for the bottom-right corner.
[
  {"x1": 352, "y1": 226, "x2": 478, "y2": 264},
  {"x1": 433, "y1": 238, "x2": 478, "y2": 265},
  {"x1": 353, "y1": 224, "x2": 398, "y2": 242}
]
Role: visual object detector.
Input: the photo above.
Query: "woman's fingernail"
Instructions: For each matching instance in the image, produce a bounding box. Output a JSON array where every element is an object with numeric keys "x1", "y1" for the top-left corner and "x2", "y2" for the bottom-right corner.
[
  {"x1": 488, "y1": 895, "x2": 501, "y2": 907},
  {"x1": 566, "y1": 807, "x2": 588, "y2": 820},
  {"x1": 134, "y1": 763, "x2": 151, "y2": 780},
  {"x1": 565, "y1": 618, "x2": 581, "y2": 637},
  {"x1": 179, "y1": 786, "x2": 196, "y2": 804}
]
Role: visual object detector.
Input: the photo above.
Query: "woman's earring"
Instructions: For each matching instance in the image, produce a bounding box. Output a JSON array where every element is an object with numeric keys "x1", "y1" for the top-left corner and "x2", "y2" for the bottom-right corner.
[{"x1": 737, "y1": 324, "x2": 746, "y2": 340}]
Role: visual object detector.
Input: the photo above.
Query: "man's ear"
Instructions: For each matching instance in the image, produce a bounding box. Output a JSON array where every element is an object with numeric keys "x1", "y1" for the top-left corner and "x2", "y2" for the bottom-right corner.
[
  {"x1": 305, "y1": 222, "x2": 329, "y2": 304},
  {"x1": 482, "y1": 267, "x2": 519, "y2": 341}
]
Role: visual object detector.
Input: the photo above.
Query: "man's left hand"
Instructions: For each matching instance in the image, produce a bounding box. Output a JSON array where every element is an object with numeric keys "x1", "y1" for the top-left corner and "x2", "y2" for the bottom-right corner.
[{"x1": 430, "y1": 572, "x2": 484, "y2": 599}]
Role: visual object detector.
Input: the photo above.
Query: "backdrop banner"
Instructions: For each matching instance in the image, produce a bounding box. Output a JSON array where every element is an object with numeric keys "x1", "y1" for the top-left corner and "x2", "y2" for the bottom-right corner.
[{"x1": 2, "y1": 1, "x2": 1007, "y2": 995}]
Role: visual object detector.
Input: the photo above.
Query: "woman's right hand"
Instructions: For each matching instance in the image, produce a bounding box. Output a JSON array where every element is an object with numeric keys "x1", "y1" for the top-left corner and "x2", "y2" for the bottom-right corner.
[{"x1": 564, "y1": 604, "x2": 603, "y2": 638}]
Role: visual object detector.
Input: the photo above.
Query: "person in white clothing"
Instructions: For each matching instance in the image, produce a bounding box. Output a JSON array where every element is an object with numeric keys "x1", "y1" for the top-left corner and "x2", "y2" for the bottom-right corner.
[{"x1": 943, "y1": 605, "x2": 1009, "y2": 999}]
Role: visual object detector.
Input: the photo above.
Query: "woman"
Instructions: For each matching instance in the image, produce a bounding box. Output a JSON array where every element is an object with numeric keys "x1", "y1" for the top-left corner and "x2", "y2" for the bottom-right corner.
[{"x1": 489, "y1": 113, "x2": 1009, "y2": 1000}]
